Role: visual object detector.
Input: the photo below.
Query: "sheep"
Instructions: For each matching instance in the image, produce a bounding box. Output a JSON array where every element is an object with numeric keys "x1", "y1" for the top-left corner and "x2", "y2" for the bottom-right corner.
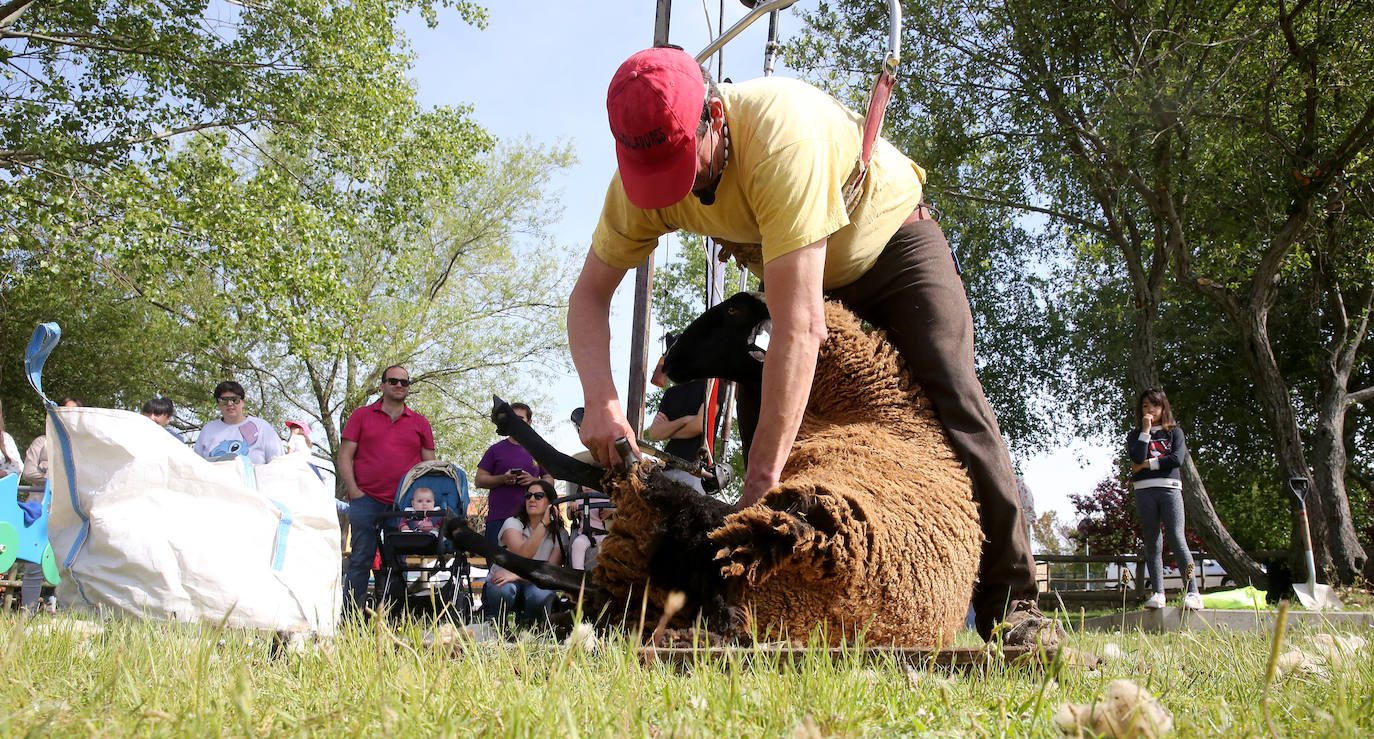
[
  {"x1": 457, "y1": 398, "x2": 741, "y2": 634},
  {"x1": 448, "y1": 292, "x2": 982, "y2": 648},
  {"x1": 664, "y1": 291, "x2": 983, "y2": 647}
]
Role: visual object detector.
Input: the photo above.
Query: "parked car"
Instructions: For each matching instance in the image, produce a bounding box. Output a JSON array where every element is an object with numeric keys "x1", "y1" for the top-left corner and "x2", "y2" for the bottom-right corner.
[{"x1": 1104, "y1": 555, "x2": 1241, "y2": 591}]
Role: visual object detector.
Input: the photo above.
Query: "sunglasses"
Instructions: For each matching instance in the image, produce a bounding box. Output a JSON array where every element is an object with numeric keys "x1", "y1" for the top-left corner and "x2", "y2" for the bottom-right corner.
[
  {"x1": 524, "y1": 492, "x2": 546, "y2": 501},
  {"x1": 216, "y1": 396, "x2": 244, "y2": 405},
  {"x1": 383, "y1": 377, "x2": 411, "y2": 387}
]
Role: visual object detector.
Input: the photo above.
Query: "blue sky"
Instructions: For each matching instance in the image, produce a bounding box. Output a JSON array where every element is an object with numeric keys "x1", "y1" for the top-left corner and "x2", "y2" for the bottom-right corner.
[{"x1": 399, "y1": 2, "x2": 1114, "y2": 533}]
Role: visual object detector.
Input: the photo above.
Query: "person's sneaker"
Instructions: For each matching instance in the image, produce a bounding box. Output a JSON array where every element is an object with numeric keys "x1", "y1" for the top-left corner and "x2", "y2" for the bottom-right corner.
[
  {"x1": 1182, "y1": 592, "x2": 1205, "y2": 611},
  {"x1": 998, "y1": 601, "x2": 1067, "y2": 649},
  {"x1": 1143, "y1": 592, "x2": 1167, "y2": 609}
]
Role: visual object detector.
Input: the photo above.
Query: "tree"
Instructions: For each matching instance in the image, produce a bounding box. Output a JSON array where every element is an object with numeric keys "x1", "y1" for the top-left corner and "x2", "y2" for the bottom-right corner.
[
  {"x1": 0, "y1": 1, "x2": 586, "y2": 481},
  {"x1": 1030, "y1": 510, "x2": 1075, "y2": 556},
  {"x1": 182, "y1": 139, "x2": 578, "y2": 476},
  {"x1": 1069, "y1": 476, "x2": 1142, "y2": 558},
  {"x1": 791, "y1": 0, "x2": 1374, "y2": 584},
  {"x1": 1, "y1": 0, "x2": 490, "y2": 344}
]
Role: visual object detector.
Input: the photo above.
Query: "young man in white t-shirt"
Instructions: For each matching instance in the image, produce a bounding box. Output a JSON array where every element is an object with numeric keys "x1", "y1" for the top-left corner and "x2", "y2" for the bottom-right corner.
[{"x1": 193, "y1": 381, "x2": 282, "y2": 464}]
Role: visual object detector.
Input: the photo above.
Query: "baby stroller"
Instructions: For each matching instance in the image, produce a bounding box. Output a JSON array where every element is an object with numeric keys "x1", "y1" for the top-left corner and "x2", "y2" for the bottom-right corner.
[
  {"x1": 558, "y1": 489, "x2": 615, "y2": 572},
  {"x1": 372, "y1": 461, "x2": 476, "y2": 621}
]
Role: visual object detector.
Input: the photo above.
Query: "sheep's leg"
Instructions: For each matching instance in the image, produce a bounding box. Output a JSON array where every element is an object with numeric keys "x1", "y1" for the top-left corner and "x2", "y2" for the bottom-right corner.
[
  {"x1": 491, "y1": 395, "x2": 604, "y2": 491},
  {"x1": 441, "y1": 517, "x2": 607, "y2": 601},
  {"x1": 711, "y1": 489, "x2": 825, "y2": 585}
]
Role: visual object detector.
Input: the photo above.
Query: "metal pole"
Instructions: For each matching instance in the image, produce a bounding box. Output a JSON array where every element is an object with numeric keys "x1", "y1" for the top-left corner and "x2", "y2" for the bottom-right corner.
[
  {"x1": 695, "y1": 0, "x2": 797, "y2": 63},
  {"x1": 714, "y1": 7, "x2": 781, "y2": 461},
  {"x1": 628, "y1": 0, "x2": 674, "y2": 436},
  {"x1": 653, "y1": 0, "x2": 672, "y2": 47}
]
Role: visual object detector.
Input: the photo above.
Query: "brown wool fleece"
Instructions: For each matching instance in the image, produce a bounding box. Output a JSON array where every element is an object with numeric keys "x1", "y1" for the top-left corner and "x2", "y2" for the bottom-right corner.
[
  {"x1": 710, "y1": 302, "x2": 981, "y2": 647},
  {"x1": 589, "y1": 301, "x2": 981, "y2": 646}
]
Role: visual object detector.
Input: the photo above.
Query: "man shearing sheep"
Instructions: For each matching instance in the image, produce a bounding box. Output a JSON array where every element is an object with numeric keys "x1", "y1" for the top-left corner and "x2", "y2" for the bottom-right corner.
[{"x1": 568, "y1": 46, "x2": 1052, "y2": 642}]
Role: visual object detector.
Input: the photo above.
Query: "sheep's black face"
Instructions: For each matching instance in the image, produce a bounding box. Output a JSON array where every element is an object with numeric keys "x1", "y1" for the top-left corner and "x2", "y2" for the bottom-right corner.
[{"x1": 663, "y1": 291, "x2": 770, "y2": 385}]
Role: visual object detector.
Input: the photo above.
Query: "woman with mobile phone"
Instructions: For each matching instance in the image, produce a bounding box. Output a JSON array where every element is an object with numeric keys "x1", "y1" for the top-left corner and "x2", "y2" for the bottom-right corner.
[
  {"x1": 483, "y1": 479, "x2": 568, "y2": 624},
  {"x1": 1127, "y1": 388, "x2": 1203, "y2": 611}
]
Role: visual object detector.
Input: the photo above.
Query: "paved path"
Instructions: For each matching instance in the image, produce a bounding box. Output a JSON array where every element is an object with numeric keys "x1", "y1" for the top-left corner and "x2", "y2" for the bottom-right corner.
[{"x1": 1076, "y1": 607, "x2": 1374, "y2": 633}]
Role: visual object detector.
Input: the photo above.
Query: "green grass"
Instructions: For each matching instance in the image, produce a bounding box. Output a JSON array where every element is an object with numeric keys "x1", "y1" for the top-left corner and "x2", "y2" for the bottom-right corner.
[{"x1": 3, "y1": 611, "x2": 1371, "y2": 737}]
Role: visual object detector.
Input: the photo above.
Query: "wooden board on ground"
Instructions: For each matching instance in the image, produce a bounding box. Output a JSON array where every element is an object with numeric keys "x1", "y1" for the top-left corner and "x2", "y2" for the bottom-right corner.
[{"x1": 637, "y1": 644, "x2": 1048, "y2": 670}]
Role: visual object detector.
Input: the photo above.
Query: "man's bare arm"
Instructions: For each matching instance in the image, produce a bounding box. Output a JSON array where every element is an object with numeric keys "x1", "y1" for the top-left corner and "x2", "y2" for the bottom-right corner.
[
  {"x1": 568, "y1": 247, "x2": 636, "y2": 467},
  {"x1": 646, "y1": 403, "x2": 706, "y2": 443},
  {"x1": 739, "y1": 240, "x2": 828, "y2": 507},
  {"x1": 474, "y1": 467, "x2": 512, "y2": 489},
  {"x1": 336, "y1": 439, "x2": 364, "y2": 499}
]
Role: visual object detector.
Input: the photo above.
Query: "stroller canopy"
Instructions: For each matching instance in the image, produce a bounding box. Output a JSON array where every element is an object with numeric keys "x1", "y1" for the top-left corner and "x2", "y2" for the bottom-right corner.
[{"x1": 394, "y1": 460, "x2": 469, "y2": 513}]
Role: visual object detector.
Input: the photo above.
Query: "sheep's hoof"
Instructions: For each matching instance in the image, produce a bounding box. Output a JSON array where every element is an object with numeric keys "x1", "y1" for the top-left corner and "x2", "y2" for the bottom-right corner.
[{"x1": 712, "y1": 508, "x2": 817, "y2": 584}]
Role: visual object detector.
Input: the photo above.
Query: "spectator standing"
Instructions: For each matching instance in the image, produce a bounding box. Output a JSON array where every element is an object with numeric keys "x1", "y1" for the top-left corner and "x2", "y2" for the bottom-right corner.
[
  {"x1": 475, "y1": 403, "x2": 554, "y2": 548},
  {"x1": 19, "y1": 396, "x2": 80, "y2": 612},
  {"x1": 22, "y1": 396, "x2": 81, "y2": 486},
  {"x1": 337, "y1": 365, "x2": 436, "y2": 613},
  {"x1": 1128, "y1": 387, "x2": 1203, "y2": 611},
  {"x1": 0, "y1": 399, "x2": 21, "y2": 479},
  {"x1": 192, "y1": 382, "x2": 282, "y2": 464},
  {"x1": 285, "y1": 420, "x2": 312, "y2": 455},
  {"x1": 645, "y1": 344, "x2": 711, "y2": 492},
  {"x1": 141, "y1": 397, "x2": 183, "y2": 442}
]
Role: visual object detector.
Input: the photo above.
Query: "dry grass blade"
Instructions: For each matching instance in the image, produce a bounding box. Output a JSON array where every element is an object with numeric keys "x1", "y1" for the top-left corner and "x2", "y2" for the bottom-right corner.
[{"x1": 1262, "y1": 599, "x2": 1291, "y2": 738}]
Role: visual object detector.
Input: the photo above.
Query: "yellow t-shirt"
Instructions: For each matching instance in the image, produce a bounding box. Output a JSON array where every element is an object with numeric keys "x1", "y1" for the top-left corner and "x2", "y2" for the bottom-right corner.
[{"x1": 592, "y1": 77, "x2": 927, "y2": 290}]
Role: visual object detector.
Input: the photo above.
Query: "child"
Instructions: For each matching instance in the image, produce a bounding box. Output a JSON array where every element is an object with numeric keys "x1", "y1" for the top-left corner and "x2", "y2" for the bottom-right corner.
[
  {"x1": 285, "y1": 420, "x2": 312, "y2": 455},
  {"x1": 1127, "y1": 387, "x2": 1202, "y2": 611},
  {"x1": 400, "y1": 486, "x2": 440, "y2": 534}
]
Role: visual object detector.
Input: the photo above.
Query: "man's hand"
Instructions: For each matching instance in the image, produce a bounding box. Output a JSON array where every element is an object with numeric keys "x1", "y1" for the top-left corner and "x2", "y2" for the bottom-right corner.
[
  {"x1": 1130, "y1": 460, "x2": 1148, "y2": 473},
  {"x1": 738, "y1": 470, "x2": 778, "y2": 508},
  {"x1": 509, "y1": 469, "x2": 535, "y2": 487},
  {"x1": 346, "y1": 484, "x2": 365, "y2": 500},
  {"x1": 578, "y1": 404, "x2": 640, "y2": 469}
]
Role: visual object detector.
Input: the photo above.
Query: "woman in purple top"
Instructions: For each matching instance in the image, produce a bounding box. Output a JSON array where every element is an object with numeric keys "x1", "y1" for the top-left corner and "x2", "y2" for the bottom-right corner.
[{"x1": 474, "y1": 402, "x2": 554, "y2": 547}]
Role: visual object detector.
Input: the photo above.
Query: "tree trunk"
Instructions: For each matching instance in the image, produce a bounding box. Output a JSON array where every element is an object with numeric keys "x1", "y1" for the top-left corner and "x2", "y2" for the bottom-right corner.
[
  {"x1": 1309, "y1": 406, "x2": 1367, "y2": 583},
  {"x1": 1179, "y1": 453, "x2": 1268, "y2": 589},
  {"x1": 1237, "y1": 311, "x2": 1344, "y2": 580},
  {"x1": 1128, "y1": 300, "x2": 1267, "y2": 589}
]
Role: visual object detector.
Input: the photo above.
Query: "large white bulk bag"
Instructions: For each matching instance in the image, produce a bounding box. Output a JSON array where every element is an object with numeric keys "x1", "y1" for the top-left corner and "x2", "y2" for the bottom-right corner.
[{"x1": 28, "y1": 325, "x2": 340, "y2": 633}]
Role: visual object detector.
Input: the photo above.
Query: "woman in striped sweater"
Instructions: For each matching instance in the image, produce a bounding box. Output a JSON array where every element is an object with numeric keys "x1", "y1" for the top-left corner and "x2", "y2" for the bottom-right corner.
[{"x1": 1127, "y1": 388, "x2": 1203, "y2": 611}]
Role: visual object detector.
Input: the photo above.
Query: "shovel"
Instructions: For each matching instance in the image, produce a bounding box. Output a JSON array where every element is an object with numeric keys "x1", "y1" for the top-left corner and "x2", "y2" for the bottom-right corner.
[{"x1": 1289, "y1": 477, "x2": 1343, "y2": 611}]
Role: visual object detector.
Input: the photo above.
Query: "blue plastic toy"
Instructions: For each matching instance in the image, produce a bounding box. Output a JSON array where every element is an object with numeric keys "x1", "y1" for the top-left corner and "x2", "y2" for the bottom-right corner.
[
  {"x1": 0, "y1": 474, "x2": 60, "y2": 585},
  {"x1": 0, "y1": 321, "x2": 68, "y2": 587}
]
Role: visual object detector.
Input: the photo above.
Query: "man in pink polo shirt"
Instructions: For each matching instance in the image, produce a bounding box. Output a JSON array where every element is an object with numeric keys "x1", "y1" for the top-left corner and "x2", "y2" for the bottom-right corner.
[{"x1": 337, "y1": 364, "x2": 436, "y2": 613}]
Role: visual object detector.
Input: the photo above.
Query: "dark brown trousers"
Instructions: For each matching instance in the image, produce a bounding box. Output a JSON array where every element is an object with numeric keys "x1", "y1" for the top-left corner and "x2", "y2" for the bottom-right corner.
[{"x1": 738, "y1": 217, "x2": 1038, "y2": 637}]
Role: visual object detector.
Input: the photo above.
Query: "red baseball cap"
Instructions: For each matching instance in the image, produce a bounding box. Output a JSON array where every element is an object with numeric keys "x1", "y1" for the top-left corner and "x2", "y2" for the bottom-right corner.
[{"x1": 607, "y1": 47, "x2": 705, "y2": 210}]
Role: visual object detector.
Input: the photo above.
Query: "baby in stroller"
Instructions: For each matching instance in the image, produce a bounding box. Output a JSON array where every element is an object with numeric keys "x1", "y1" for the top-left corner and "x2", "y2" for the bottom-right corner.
[
  {"x1": 373, "y1": 462, "x2": 475, "y2": 620},
  {"x1": 399, "y1": 487, "x2": 440, "y2": 534}
]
